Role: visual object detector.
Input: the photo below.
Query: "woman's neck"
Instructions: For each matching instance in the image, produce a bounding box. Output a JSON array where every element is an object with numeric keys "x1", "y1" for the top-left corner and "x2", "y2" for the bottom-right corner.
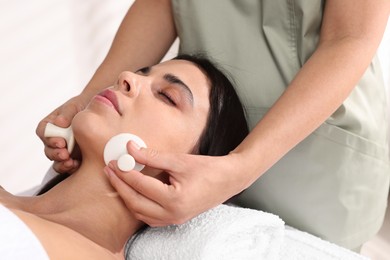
[{"x1": 17, "y1": 159, "x2": 144, "y2": 253}]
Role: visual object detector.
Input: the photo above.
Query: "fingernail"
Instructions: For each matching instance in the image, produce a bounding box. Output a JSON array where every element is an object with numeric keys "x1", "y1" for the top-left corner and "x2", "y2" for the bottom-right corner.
[{"x1": 131, "y1": 141, "x2": 141, "y2": 150}]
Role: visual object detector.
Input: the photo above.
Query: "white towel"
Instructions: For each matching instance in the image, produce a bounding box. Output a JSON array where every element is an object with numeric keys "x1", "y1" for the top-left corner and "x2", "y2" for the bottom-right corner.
[
  {"x1": 0, "y1": 204, "x2": 49, "y2": 260},
  {"x1": 280, "y1": 226, "x2": 369, "y2": 260},
  {"x1": 125, "y1": 204, "x2": 285, "y2": 260},
  {"x1": 125, "y1": 204, "x2": 369, "y2": 260}
]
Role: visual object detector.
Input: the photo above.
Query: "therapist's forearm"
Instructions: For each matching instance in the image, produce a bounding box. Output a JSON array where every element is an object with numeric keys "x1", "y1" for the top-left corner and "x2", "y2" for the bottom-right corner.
[
  {"x1": 236, "y1": 39, "x2": 374, "y2": 182},
  {"x1": 233, "y1": 0, "x2": 389, "y2": 187},
  {"x1": 80, "y1": 0, "x2": 176, "y2": 99}
]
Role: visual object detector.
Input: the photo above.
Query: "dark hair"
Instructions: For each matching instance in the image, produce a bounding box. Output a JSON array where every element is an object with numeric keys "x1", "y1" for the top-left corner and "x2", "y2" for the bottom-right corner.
[
  {"x1": 37, "y1": 54, "x2": 248, "y2": 195},
  {"x1": 174, "y1": 54, "x2": 248, "y2": 156}
]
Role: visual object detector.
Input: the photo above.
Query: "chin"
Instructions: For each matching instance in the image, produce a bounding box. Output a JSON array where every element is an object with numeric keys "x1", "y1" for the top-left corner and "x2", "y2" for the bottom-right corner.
[{"x1": 72, "y1": 111, "x2": 112, "y2": 154}]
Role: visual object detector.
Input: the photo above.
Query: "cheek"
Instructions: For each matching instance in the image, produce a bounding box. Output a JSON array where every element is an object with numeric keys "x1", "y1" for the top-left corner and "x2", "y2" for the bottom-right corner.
[
  {"x1": 146, "y1": 119, "x2": 205, "y2": 154},
  {"x1": 153, "y1": 109, "x2": 209, "y2": 153},
  {"x1": 72, "y1": 111, "x2": 114, "y2": 153}
]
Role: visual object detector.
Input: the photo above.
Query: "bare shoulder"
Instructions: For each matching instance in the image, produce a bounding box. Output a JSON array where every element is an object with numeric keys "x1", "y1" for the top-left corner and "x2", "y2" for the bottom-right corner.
[{"x1": 10, "y1": 208, "x2": 123, "y2": 260}]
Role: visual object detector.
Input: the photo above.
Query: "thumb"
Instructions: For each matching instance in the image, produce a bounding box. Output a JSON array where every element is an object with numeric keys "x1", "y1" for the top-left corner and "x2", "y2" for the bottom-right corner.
[
  {"x1": 53, "y1": 104, "x2": 81, "y2": 128},
  {"x1": 126, "y1": 141, "x2": 184, "y2": 172}
]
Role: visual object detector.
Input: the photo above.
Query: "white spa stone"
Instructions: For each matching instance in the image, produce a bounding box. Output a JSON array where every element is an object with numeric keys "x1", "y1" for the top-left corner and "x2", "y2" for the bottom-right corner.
[
  {"x1": 117, "y1": 154, "x2": 136, "y2": 172},
  {"x1": 44, "y1": 123, "x2": 75, "y2": 153},
  {"x1": 103, "y1": 133, "x2": 147, "y2": 172}
]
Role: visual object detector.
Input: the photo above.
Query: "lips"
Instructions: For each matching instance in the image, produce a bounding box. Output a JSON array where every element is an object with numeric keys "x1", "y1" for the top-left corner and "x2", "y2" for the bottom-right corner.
[{"x1": 97, "y1": 89, "x2": 121, "y2": 115}]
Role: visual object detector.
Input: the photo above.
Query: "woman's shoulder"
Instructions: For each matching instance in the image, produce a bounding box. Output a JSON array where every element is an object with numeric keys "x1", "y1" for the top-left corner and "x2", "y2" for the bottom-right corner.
[{"x1": 7, "y1": 206, "x2": 120, "y2": 260}]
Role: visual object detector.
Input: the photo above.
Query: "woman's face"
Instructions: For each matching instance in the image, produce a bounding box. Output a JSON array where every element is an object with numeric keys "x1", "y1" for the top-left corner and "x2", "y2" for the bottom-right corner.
[{"x1": 72, "y1": 59, "x2": 211, "y2": 161}]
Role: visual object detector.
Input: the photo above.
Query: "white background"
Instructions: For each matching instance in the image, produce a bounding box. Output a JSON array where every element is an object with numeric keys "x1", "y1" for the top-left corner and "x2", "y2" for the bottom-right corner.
[
  {"x1": 0, "y1": 1, "x2": 388, "y2": 194},
  {"x1": 0, "y1": 0, "x2": 134, "y2": 193}
]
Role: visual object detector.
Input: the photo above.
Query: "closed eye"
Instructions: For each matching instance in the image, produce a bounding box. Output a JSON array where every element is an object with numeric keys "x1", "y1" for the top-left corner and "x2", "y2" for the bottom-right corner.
[
  {"x1": 137, "y1": 66, "x2": 151, "y2": 74},
  {"x1": 158, "y1": 90, "x2": 176, "y2": 106}
]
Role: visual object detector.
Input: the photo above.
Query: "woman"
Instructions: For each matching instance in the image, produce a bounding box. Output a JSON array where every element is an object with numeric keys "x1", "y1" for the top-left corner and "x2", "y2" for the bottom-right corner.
[
  {"x1": 0, "y1": 54, "x2": 249, "y2": 259},
  {"x1": 36, "y1": 0, "x2": 390, "y2": 250}
]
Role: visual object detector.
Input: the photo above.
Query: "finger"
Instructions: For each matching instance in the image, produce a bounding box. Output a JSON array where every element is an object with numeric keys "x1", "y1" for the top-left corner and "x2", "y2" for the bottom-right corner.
[
  {"x1": 65, "y1": 159, "x2": 80, "y2": 174},
  {"x1": 54, "y1": 101, "x2": 83, "y2": 128},
  {"x1": 52, "y1": 159, "x2": 79, "y2": 174},
  {"x1": 127, "y1": 141, "x2": 186, "y2": 172},
  {"x1": 133, "y1": 214, "x2": 171, "y2": 227},
  {"x1": 35, "y1": 109, "x2": 62, "y2": 141},
  {"x1": 53, "y1": 113, "x2": 73, "y2": 128},
  {"x1": 46, "y1": 136, "x2": 67, "y2": 150},
  {"x1": 36, "y1": 119, "x2": 68, "y2": 148},
  {"x1": 37, "y1": 100, "x2": 80, "y2": 141},
  {"x1": 36, "y1": 119, "x2": 50, "y2": 142},
  {"x1": 109, "y1": 161, "x2": 176, "y2": 204},
  {"x1": 63, "y1": 158, "x2": 79, "y2": 170},
  {"x1": 44, "y1": 146, "x2": 69, "y2": 161},
  {"x1": 104, "y1": 166, "x2": 169, "y2": 220}
]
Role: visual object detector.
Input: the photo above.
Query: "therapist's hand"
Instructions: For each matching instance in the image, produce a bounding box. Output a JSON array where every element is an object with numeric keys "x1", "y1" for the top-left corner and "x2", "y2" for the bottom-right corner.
[
  {"x1": 105, "y1": 141, "x2": 251, "y2": 227},
  {"x1": 36, "y1": 95, "x2": 87, "y2": 173}
]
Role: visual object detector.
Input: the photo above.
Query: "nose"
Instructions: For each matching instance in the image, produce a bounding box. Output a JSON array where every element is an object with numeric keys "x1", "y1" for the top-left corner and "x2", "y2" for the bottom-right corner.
[{"x1": 117, "y1": 71, "x2": 142, "y2": 98}]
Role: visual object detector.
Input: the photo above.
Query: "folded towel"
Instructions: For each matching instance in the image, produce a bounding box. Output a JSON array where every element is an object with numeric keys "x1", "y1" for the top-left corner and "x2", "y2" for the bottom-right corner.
[
  {"x1": 125, "y1": 204, "x2": 369, "y2": 260},
  {"x1": 280, "y1": 226, "x2": 369, "y2": 260},
  {"x1": 0, "y1": 204, "x2": 49, "y2": 260},
  {"x1": 125, "y1": 204, "x2": 285, "y2": 260}
]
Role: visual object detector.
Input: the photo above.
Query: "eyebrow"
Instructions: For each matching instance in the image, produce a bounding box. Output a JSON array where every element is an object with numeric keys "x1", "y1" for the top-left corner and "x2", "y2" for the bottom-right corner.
[
  {"x1": 163, "y1": 73, "x2": 194, "y2": 106},
  {"x1": 136, "y1": 66, "x2": 195, "y2": 106}
]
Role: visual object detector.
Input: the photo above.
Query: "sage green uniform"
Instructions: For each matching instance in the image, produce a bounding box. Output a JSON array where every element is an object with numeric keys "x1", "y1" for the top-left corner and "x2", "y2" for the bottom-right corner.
[{"x1": 172, "y1": 0, "x2": 390, "y2": 249}]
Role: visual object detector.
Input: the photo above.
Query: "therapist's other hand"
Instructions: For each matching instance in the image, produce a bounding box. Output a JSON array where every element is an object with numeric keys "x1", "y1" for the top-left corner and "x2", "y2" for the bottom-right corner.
[
  {"x1": 106, "y1": 141, "x2": 249, "y2": 227},
  {"x1": 36, "y1": 95, "x2": 87, "y2": 173}
]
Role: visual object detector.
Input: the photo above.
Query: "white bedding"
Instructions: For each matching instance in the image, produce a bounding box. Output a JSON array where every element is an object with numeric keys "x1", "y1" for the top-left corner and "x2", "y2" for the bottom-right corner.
[
  {"x1": 0, "y1": 204, "x2": 49, "y2": 260},
  {"x1": 0, "y1": 201, "x2": 370, "y2": 260},
  {"x1": 126, "y1": 204, "x2": 369, "y2": 260}
]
